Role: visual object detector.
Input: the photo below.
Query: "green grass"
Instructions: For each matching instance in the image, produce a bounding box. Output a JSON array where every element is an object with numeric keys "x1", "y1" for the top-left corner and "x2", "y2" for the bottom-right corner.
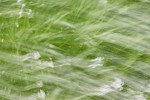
[{"x1": 0, "y1": 0, "x2": 150, "y2": 100}]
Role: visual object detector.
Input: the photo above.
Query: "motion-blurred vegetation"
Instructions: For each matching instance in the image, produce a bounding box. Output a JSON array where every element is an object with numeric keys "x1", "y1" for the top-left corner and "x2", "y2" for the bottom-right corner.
[{"x1": 0, "y1": 0, "x2": 150, "y2": 100}]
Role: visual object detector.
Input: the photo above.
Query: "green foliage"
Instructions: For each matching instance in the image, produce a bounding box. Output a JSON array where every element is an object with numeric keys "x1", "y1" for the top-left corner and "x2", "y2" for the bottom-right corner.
[{"x1": 0, "y1": 0, "x2": 150, "y2": 100}]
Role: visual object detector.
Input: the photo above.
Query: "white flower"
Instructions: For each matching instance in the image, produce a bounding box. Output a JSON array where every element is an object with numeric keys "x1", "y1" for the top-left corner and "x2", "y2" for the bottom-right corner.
[
  {"x1": 88, "y1": 63, "x2": 103, "y2": 68},
  {"x1": 91, "y1": 57, "x2": 104, "y2": 62},
  {"x1": 38, "y1": 89, "x2": 45, "y2": 99},
  {"x1": 98, "y1": 85, "x2": 113, "y2": 96},
  {"x1": 33, "y1": 51, "x2": 40, "y2": 60},
  {"x1": 21, "y1": 4, "x2": 26, "y2": 8},
  {"x1": 21, "y1": 51, "x2": 40, "y2": 61},
  {"x1": 19, "y1": 9, "x2": 23, "y2": 18},
  {"x1": 27, "y1": 9, "x2": 32, "y2": 16},
  {"x1": 96, "y1": 78, "x2": 124, "y2": 96},
  {"x1": 110, "y1": 78, "x2": 124, "y2": 90},
  {"x1": 88, "y1": 57, "x2": 104, "y2": 68}
]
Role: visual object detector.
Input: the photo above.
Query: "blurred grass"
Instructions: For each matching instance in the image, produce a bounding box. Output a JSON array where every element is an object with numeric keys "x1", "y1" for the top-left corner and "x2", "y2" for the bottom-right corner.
[{"x1": 0, "y1": 0, "x2": 150, "y2": 100}]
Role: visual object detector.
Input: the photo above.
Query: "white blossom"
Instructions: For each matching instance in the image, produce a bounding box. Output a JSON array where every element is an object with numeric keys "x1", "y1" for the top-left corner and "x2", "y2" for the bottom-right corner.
[
  {"x1": 110, "y1": 78, "x2": 124, "y2": 90},
  {"x1": 88, "y1": 57, "x2": 104, "y2": 68},
  {"x1": 21, "y1": 51, "x2": 40, "y2": 61},
  {"x1": 96, "y1": 78, "x2": 124, "y2": 96},
  {"x1": 19, "y1": 9, "x2": 23, "y2": 18},
  {"x1": 33, "y1": 51, "x2": 40, "y2": 60},
  {"x1": 27, "y1": 9, "x2": 32, "y2": 16},
  {"x1": 38, "y1": 89, "x2": 46, "y2": 100}
]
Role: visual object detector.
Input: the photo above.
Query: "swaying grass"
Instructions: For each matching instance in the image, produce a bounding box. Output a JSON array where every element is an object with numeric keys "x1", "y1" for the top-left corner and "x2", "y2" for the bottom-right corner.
[{"x1": 0, "y1": 0, "x2": 150, "y2": 100}]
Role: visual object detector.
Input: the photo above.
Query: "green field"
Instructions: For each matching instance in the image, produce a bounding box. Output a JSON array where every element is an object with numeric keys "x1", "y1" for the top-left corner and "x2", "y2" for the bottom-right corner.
[{"x1": 0, "y1": 0, "x2": 150, "y2": 100}]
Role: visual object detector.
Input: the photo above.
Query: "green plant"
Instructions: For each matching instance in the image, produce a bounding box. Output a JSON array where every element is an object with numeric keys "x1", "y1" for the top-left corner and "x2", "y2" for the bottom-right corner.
[{"x1": 0, "y1": 0, "x2": 150, "y2": 100}]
